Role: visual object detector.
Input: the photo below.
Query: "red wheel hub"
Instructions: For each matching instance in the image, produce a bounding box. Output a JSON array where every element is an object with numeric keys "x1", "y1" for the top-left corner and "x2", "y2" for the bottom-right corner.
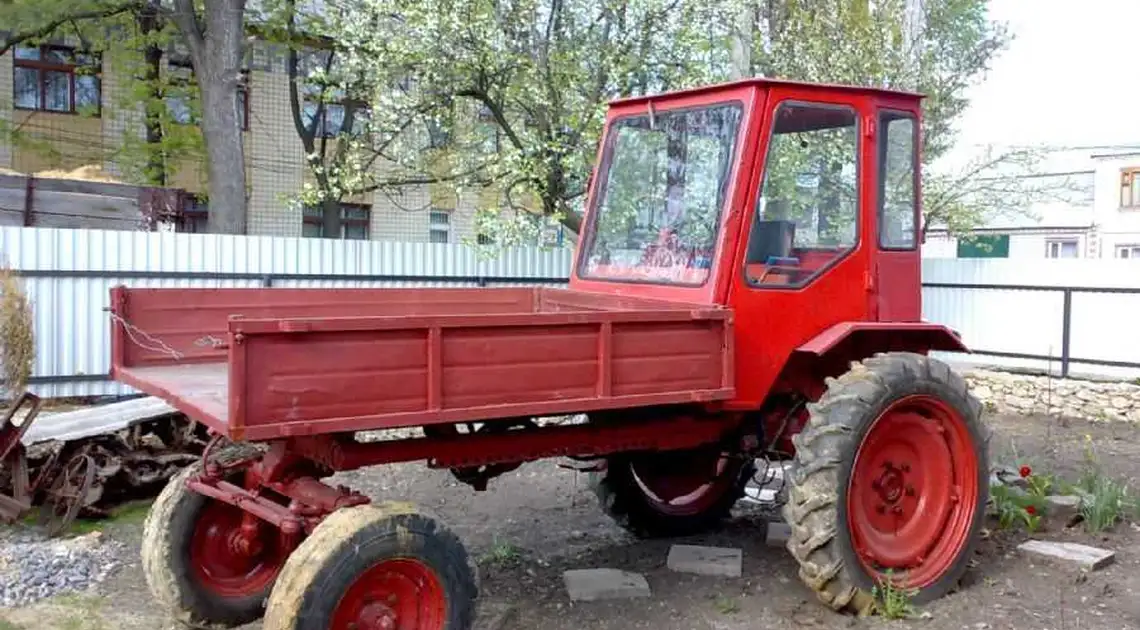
[
  {"x1": 630, "y1": 449, "x2": 737, "y2": 516},
  {"x1": 331, "y1": 558, "x2": 446, "y2": 630},
  {"x1": 846, "y1": 394, "x2": 979, "y2": 589},
  {"x1": 189, "y1": 500, "x2": 288, "y2": 598}
]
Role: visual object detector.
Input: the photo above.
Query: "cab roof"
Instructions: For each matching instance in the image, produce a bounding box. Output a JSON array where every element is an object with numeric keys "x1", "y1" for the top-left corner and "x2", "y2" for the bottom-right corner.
[{"x1": 609, "y1": 77, "x2": 925, "y2": 107}]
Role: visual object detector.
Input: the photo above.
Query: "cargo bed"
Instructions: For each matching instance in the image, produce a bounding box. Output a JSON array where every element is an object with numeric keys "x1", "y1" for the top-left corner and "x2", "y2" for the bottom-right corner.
[{"x1": 109, "y1": 287, "x2": 734, "y2": 441}]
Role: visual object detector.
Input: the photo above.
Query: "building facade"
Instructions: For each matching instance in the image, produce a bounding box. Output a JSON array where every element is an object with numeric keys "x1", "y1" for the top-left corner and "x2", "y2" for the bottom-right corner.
[
  {"x1": 922, "y1": 148, "x2": 1140, "y2": 260},
  {"x1": 0, "y1": 35, "x2": 564, "y2": 246}
]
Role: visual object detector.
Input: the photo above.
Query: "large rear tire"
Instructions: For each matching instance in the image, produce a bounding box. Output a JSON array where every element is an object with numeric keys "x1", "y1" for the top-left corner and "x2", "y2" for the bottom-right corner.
[
  {"x1": 263, "y1": 503, "x2": 479, "y2": 630},
  {"x1": 591, "y1": 447, "x2": 754, "y2": 539},
  {"x1": 782, "y1": 352, "x2": 989, "y2": 615}
]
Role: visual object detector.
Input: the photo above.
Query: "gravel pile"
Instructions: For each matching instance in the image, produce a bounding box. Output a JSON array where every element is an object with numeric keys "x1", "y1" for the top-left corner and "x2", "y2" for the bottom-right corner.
[{"x1": 0, "y1": 529, "x2": 126, "y2": 607}]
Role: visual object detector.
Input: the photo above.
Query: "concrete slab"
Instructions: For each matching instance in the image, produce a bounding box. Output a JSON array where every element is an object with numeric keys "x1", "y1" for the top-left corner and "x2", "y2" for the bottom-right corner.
[
  {"x1": 666, "y1": 544, "x2": 742, "y2": 577},
  {"x1": 766, "y1": 522, "x2": 792, "y2": 548},
  {"x1": 1018, "y1": 540, "x2": 1115, "y2": 571},
  {"x1": 563, "y1": 568, "x2": 651, "y2": 602}
]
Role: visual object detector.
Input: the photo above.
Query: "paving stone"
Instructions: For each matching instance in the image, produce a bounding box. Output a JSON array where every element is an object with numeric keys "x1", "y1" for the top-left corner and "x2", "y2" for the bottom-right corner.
[
  {"x1": 666, "y1": 544, "x2": 742, "y2": 577},
  {"x1": 562, "y1": 568, "x2": 651, "y2": 602},
  {"x1": 765, "y1": 521, "x2": 792, "y2": 548},
  {"x1": 1018, "y1": 540, "x2": 1115, "y2": 571}
]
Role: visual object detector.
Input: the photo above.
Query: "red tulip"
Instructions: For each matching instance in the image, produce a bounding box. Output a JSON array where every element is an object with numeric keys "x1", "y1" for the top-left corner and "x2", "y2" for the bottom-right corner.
[
  {"x1": 1025, "y1": 505, "x2": 1036, "y2": 516},
  {"x1": 1019, "y1": 465, "x2": 1031, "y2": 478}
]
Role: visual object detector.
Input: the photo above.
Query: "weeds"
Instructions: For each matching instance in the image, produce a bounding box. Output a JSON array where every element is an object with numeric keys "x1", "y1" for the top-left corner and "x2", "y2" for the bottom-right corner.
[
  {"x1": 479, "y1": 538, "x2": 521, "y2": 567},
  {"x1": 0, "y1": 617, "x2": 25, "y2": 630},
  {"x1": 712, "y1": 593, "x2": 740, "y2": 614},
  {"x1": 1068, "y1": 435, "x2": 1139, "y2": 532},
  {"x1": 872, "y1": 571, "x2": 918, "y2": 619}
]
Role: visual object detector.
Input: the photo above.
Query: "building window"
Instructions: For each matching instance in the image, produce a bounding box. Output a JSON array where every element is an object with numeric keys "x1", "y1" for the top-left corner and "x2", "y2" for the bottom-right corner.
[
  {"x1": 1117, "y1": 244, "x2": 1140, "y2": 259},
  {"x1": 956, "y1": 234, "x2": 1009, "y2": 258},
  {"x1": 13, "y1": 45, "x2": 101, "y2": 114},
  {"x1": 429, "y1": 210, "x2": 451, "y2": 243},
  {"x1": 166, "y1": 56, "x2": 249, "y2": 131},
  {"x1": 1122, "y1": 168, "x2": 1140, "y2": 208},
  {"x1": 302, "y1": 203, "x2": 370, "y2": 239},
  {"x1": 1045, "y1": 239, "x2": 1079, "y2": 259},
  {"x1": 181, "y1": 194, "x2": 209, "y2": 232}
]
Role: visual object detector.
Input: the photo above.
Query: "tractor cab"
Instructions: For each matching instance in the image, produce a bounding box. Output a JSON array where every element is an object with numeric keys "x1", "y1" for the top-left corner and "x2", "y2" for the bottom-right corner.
[
  {"x1": 571, "y1": 78, "x2": 923, "y2": 320},
  {"x1": 570, "y1": 79, "x2": 934, "y2": 404}
]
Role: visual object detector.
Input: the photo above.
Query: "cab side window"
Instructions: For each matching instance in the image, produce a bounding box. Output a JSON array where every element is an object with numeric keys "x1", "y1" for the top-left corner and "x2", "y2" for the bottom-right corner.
[
  {"x1": 745, "y1": 102, "x2": 859, "y2": 287},
  {"x1": 878, "y1": 111, "x2": 918, "y2": 250}
]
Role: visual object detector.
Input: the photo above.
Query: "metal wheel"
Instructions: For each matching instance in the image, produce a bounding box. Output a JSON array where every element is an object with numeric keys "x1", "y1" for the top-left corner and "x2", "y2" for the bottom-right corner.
[
  {"x1": 38, "y1": 453, "x2": 95, "y2": 537},
  {"x1": 591, "y1": 445, "x2": 753, "y2": 538},
  {"x1": 783, "y1": 352, "x2": 989, "y2": 615},
  {"x1": 263, "y1": 503, "x2": 477, "y2": 630},
  {"x1": 846, "y1": 394, "x2": 981, "y2": 588},
  {"x1": 188, "y1": 499, "x2": 289, "y2": 600}
]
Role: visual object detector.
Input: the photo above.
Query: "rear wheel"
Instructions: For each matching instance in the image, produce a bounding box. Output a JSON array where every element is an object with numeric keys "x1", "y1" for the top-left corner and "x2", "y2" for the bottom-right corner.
[
  {"x1": 142, "y1": 449, "x2": 291, "y2": 628},
  {"x1": 782, "y1": 352, "x2": 989, "y2": 615},
  {"x1": 591, "y1": 446, "x2": 754, "y2": 538},
  {"x1": 263, "y1": 503, "x2": 478, "y2": 630}
]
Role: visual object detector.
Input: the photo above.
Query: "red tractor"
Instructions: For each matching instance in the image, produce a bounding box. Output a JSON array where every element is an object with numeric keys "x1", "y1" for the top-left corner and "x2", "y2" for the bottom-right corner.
[{"x1": 111, "y1": 77, "x2": 988, "y2": 630}]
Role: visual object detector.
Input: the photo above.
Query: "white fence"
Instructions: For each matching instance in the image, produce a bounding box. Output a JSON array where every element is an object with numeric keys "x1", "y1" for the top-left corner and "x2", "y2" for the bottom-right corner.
[{"x1": 4, "y1": 226, "x2": 1139, "y2": 399}]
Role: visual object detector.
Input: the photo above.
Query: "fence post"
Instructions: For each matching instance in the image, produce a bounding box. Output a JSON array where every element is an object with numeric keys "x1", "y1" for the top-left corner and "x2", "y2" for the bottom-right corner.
[
  {"x1": 262, "y1": 274, "x2": 274, "y2": 288},
  {"x1": 1060, "y1": 289, "x2": 1072, "y2": 379}
]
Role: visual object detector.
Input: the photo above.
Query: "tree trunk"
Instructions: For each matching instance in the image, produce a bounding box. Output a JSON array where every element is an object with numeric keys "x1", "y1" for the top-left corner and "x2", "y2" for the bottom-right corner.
[
  {"x1": 196, "y1": 0, "x2": 248, "y2": 234},
  {"x1": 138, "y1": 5, "x2": 165, "y2": 186},
  {"x1": 321, "y1": 197, "x2": 341, "y2": 238}
]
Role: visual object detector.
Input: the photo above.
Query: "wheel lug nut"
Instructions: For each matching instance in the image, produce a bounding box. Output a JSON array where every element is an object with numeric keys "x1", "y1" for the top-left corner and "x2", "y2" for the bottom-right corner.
[
  {"x1": 901, "y1": 464, "x2": 911, "y2": 473},
  {"x1": 876, "y1": 504, "x2": 886, "y2": 514},
  {"x1": 905, "y1": 486, "x2": 915, "y2": 497},
  {"x1": 892, "y1": 506, "x2": 903, "y2": 515}
]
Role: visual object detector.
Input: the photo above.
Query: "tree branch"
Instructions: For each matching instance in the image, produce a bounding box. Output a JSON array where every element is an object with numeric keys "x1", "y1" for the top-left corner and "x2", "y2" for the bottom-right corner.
[{"x1": 0, "y1": 1, "x2": 141, "y2": 56}]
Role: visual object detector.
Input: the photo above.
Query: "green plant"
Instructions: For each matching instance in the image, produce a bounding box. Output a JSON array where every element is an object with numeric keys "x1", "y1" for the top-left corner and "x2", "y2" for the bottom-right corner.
[
  {"x1": 712, "y1": 593, "x2": 739, "y2": 615},
  {"x1": 989, "y1": 464, "x2": 1050, "y2": 532},
  {"x1": 479, "y1": 538, "x2": 521, "y2": 567},
  {"x1": 872, "y1": 570, "x2": 918, "y2": 620},
  {"x1": 1069, "y1": 434, "x2": 1140, "y2": 533}
]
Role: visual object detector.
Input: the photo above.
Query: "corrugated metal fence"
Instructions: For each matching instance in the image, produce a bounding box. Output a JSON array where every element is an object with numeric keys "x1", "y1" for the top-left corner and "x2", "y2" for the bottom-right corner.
[
  {"x1": 3, "y1": 227, "x2": 572, "y2": 398},
  {"x1": 4, "y1": 226, "x2": 1139, "y2": 398}
]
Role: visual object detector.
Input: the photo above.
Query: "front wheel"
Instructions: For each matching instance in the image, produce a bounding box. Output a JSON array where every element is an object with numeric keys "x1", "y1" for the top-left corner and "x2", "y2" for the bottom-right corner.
[
  {"x1": 782, "y1": 352, "x2": 989, "y2": 615},
  {"x1": 141, "y1": 462, "x2": 293, "y2": 628},
  {"x1": 263, "y1": 503, "x2": 479, "y2": 630}
]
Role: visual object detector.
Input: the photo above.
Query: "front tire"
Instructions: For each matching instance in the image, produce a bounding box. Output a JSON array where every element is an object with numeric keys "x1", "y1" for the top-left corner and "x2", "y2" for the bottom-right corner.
[
  {"x1": 142, "y1": 461, "x2": 292, "y2": 628},
  {"x1": 263, "y1": 503, "x2": 479, "y2": 630},
  {"x1": 782, "y1": 352, "x2": 989, "y2": 615}
]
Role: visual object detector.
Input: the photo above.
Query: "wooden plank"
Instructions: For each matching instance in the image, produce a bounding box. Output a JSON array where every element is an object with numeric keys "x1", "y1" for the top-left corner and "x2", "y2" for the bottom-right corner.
[
  {"x1": 29, "y1": 177, "x2": 143, "y2": 198},
  {"x1": 32, "y1": 190, "x2": 139, "y2": 217}
]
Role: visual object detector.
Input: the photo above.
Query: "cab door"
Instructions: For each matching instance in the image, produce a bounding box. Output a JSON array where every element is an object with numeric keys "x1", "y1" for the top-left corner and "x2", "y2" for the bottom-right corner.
[{"x1": 872, "y1": 109, "x2": 922, "y2": 322}]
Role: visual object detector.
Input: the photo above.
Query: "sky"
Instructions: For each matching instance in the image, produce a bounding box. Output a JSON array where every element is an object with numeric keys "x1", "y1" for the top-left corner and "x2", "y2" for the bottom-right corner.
[{"x1": 950, "y1": 0, "x2": 1140, "y2": 158}]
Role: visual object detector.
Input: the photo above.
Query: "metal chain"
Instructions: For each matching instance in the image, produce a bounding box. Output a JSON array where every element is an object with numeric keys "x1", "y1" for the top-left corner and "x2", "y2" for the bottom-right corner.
[{"x1": 105, "y1": 310, "x2": 186, "y2": 361}]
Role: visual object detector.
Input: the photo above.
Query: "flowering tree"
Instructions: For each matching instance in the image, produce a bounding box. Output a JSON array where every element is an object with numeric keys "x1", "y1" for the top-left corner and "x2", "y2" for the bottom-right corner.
[{"x1": 289, "y1": 0, "x2": 740, "y2": 244}]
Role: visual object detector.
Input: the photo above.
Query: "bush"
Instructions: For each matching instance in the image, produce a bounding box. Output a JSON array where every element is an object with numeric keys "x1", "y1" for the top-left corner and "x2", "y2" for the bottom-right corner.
[{"x1": 0, "y1": 264, "x2": 34, "y2": 397}]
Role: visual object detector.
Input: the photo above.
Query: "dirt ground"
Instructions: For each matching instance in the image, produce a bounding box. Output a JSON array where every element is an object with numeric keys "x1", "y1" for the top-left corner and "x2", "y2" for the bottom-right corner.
[{"x1": 4, "y1": 411, "x2": 1140, "y2": 630}]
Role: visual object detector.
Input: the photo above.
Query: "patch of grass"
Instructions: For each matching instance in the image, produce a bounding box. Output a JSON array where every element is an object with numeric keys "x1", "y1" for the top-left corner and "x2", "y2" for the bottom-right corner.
[
  {"x1": 872, "y1": 571, "x2": 917, "y2": 620},
  {"x1": 712, "y1": 593, "x2": 739, "y2": 615},
  {"x1": 479, "y1": 538, "x2": 521, "y2": 568},
  {"x1": 65, "y1": 499, "x2": 153, "y2": 536},
  {"x1": 0, "y1": 616, "x2": 26, "y2": 630},
  {"x1": 1068, "y1": 434, "x2": 1140, "y2": 533}
]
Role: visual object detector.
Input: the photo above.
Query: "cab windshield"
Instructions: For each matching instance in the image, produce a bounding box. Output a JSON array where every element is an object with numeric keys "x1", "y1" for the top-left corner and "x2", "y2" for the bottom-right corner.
[{"x1": 579, "y1": 102, "x2": 744, "y2": 285}]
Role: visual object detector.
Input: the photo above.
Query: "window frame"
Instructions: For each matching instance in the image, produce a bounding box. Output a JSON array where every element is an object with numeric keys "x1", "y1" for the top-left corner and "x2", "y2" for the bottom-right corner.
[
  {"x1": 428, "y1": 210, "x2": 451, "y2": 243},
  {"x1": 1121, "y1": 168, "x2": 1140, "y2": 208},
  {"x1": 745, "y1": 99, "x2": 863, "y2": 290},
  {"x1": 876, "y1": 109, "x2": 919, "y2": 252},
  {"x1": 13, "y1": 44, "x2": 102, "y2": 115},
  {"x1": 1116, "y1": 244, "x2": 1140, "y2": 259},
  {"x1": 166, "y1": 56, "x2": 250, "y2": 131},
  {"x1": 574, "y1": 99, "x2": 747, "y2": 288},
  {"x1": 301, "y1": 202, "x2": 371, "y2": 240},
  {"x1": 1044, "y1": 238, "x2": 1079, "y2": 259}
]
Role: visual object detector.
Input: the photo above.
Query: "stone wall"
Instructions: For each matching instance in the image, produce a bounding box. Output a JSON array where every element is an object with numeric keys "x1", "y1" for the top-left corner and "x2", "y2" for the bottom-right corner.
[{"x1": 964, "y1": 369, "x2": 1140, "y2": 423}]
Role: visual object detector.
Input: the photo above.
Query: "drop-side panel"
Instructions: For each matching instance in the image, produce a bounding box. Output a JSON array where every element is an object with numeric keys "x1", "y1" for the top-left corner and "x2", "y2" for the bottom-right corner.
[{"x1": 231, "y1": 311, "x2": 733, "y2": 440}]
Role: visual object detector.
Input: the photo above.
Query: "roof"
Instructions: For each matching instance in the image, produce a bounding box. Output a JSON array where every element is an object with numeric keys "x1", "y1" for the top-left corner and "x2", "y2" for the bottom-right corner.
[{"x1": 609, "y1": 77, "x2": 925, "y2": 107}]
